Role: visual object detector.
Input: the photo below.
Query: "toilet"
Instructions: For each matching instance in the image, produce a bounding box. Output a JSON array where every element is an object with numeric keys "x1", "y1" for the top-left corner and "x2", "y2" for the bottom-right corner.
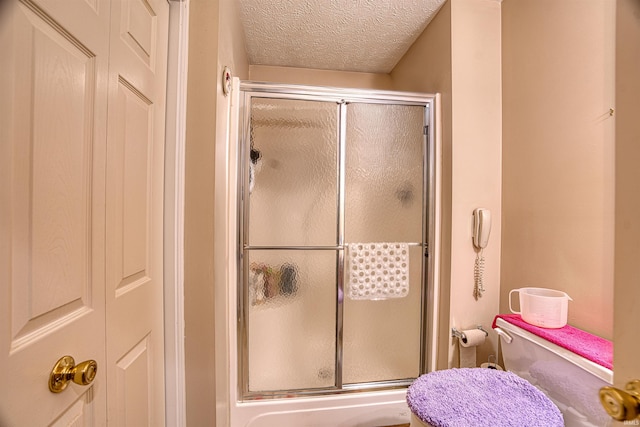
[
  {"x1": 407, "y1": 314, "x2": 613, "y2": 427},
  {"x1": 494, "y1": 314, "x2": 613, "y2": 427}
]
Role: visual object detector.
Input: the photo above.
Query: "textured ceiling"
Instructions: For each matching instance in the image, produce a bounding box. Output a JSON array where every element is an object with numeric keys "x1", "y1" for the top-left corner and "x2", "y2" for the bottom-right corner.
[{"x1": 239, "y1": 0, "x2": 447, "y2": 74}]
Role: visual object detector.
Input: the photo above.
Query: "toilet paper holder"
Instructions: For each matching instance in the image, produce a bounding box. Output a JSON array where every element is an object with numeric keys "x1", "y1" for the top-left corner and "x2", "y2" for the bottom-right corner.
[{"x1": 452, "y1": 325, "x2": 488, "y2": 344}]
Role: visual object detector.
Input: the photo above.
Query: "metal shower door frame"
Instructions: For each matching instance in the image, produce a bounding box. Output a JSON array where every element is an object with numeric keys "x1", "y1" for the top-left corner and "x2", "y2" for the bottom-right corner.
[{"x1": 236, "y1": 81, "x2": 437, "y2": 400}]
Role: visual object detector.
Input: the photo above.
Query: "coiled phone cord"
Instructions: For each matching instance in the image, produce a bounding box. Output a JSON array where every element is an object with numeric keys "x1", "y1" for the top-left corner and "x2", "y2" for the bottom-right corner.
[{"x1": 474, "y1": 249, "x2": 485, "y2": 300}]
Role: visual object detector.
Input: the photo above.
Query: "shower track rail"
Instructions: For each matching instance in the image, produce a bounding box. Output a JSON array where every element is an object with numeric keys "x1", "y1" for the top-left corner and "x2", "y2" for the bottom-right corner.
[{"x1": 243, "y1": 243, "x2": 426, "y2": 251}]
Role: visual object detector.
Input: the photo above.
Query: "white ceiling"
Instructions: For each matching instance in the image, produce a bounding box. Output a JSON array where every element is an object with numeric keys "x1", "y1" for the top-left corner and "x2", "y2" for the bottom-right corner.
[{"x1": 238, "y1": 0, "x2": 447, "y2": 74}]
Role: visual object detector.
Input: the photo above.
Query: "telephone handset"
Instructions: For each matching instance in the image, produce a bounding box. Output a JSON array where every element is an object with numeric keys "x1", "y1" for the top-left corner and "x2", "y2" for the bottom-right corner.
[
  {"x1": 472, "y1": 208, "x2": 491, "y2": 300},
  {"x1": 473, "y1": 208, "x2": 491, "y2": 249}
]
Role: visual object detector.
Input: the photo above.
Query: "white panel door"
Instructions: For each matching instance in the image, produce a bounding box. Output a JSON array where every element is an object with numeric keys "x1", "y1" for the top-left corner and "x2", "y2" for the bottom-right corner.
[
  {"x1": 0, "y1": 0, "x2": 169, "y2": 425},
  {"x1": 0, "y1": 0, "x2": 110, "y2": 425},
  {"x1": 104, "y1": 0, "x2": 169, "y2": 425}
]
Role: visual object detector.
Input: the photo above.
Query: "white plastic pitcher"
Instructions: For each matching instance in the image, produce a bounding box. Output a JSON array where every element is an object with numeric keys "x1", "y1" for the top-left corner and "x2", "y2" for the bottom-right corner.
[{"x1": 509, "y1": 287, "x2": 572, "y2": 328}]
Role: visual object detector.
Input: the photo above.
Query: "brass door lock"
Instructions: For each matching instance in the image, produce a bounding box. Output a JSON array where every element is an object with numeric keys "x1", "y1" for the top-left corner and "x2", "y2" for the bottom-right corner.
[
  {"x1": 600, "y1": 380, "x2": 640, "y2": 421},
  {"x1": 49, "y1": 356, "x2": 97, "y2": 393}
]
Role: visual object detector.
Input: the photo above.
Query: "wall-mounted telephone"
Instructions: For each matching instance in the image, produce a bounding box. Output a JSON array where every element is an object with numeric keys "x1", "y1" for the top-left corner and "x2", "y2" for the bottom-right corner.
[
  {"x1": 472, "y1": 208, "x2": 491, "y2": 300},
  {"x1": 473, "y1": 208, "x2": 492, "y2": 249}
]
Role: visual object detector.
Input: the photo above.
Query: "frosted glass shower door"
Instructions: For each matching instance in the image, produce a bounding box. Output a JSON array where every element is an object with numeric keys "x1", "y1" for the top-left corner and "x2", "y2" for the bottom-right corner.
[
  {"x1": 247, "y1": 98, "x2": 338, "y2": 247},
  {"x1": 343, "y1": 103, "x2": 425, "y2": 384},
  {"x1": 239, "y1": 84, "x2": 433, "y2": 400},
  {"x1": 243, "y1": 97, "x2": 340, "y2": 393}
]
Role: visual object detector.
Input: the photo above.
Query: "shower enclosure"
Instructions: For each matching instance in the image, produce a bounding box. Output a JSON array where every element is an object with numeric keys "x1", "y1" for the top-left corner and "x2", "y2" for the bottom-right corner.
[{"x1": 235, "y1": 82, "x2": 437, "y2": 407}]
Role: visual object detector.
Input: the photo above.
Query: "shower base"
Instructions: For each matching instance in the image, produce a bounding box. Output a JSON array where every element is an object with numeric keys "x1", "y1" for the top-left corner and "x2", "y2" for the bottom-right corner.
[{"x1": 233, "y1": 389, "x2": 410, "y2": 427}]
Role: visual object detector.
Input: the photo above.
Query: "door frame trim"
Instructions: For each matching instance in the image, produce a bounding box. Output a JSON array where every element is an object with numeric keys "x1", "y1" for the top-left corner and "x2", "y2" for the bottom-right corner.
[{"x1": 164, "y1": 0, "x2": 189, "y2": 426}]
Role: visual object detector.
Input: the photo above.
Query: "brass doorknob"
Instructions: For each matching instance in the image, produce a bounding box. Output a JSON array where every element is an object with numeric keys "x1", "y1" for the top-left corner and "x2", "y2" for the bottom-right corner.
[
  {"x1": 49, "y1": 356, "x2": 97, "y2": 393},
  {"x1": 599, "y1": 380, "x2": 640, "y2": 421}
]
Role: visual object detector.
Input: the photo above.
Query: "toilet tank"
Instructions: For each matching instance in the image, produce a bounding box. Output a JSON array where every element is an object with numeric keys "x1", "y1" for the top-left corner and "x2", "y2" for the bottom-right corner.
[{"x1": 494, "y1": 317, "x2": 613, "y2": 427}]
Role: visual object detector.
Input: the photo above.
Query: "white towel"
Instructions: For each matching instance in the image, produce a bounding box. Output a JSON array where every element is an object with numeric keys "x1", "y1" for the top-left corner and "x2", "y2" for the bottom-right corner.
[{"x1": 347, "y1": 243, "x2": 410, "y2": 300}]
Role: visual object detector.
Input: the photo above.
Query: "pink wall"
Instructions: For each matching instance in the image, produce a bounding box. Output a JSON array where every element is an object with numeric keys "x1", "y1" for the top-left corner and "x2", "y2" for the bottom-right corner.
[
  {"x1": 184, "y1": 0, "x2": 249, "y2": 425},
  {"x1": 392, "y1": 0, "x2": 502, "y2": 369},
  {"x1": 249, "y1": 65, "x2": 392, "y2": 89},
  {"x1": 391, "y1": 1, "x2": 453, "y2": 369},
  {"x1": 184, "y1": 0, "x2": 220, "y2": 423},
  {"x1": 500, "y1": 0, "x2": 614, "y2": 339}
]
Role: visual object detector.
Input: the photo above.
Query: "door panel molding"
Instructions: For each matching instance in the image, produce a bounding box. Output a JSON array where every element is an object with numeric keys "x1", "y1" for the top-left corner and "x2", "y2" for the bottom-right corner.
[{"x1": 0, "y1": 0, "x2": 109, "y2": 424}]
